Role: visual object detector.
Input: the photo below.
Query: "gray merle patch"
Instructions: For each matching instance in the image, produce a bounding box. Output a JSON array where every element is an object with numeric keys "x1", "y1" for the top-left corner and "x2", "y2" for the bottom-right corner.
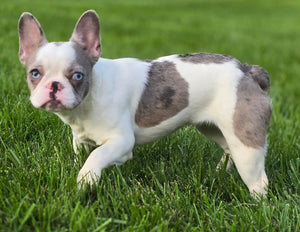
[
  {"x1": 179, "y1": 53, "x2": 233, "y2": 64},
  {"x1": 135, "y1": 61, "x2": 189, "y2": 127}
]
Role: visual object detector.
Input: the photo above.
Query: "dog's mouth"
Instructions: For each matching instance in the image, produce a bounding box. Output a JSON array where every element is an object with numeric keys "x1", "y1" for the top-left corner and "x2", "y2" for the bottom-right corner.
[
  {"x1": 41, "y1": 87, "x2": 66, "y2": 111},
  {"x1": 42, "y1": 100, "x2": 66, "y2": 111}
]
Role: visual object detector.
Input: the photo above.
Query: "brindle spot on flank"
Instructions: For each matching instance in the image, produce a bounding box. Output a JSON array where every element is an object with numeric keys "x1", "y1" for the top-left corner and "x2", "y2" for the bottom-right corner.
[
  {"x1": 135, "y1": 61, "x2": 189, "y2": 127},
  {"x1": 233, "y1": 77, "x2": 271, "y2": 148},
  {"x1": 179, "y1": 53, "x2": 234, "y2": 64}
]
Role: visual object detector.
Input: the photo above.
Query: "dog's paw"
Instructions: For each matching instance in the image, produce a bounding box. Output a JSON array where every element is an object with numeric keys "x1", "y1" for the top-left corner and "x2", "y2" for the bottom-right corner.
[
  {"x1": 249, "y1": 178, "x2": 268, "y2": 199},
  {"x1": 77, "y1": 168, "x2": 101, "y2": 189}
]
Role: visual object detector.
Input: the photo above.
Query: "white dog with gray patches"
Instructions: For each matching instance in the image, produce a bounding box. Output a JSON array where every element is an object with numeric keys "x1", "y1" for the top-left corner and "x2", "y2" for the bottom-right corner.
[{"x1": 18, "y1": 10, "x2": 271, "y2": 196}]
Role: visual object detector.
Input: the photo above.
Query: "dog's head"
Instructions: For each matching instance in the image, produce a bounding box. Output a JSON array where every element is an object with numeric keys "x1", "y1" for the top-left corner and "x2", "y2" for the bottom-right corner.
[{"x1": 18, "y1": 10, "x2": 101, "y2": 111}]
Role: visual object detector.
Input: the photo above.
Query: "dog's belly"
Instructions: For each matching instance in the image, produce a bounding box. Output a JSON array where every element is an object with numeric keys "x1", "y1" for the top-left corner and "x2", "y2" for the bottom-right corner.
[{"x1": 134, "y1": 106, "x2": 191, "y2": 144}]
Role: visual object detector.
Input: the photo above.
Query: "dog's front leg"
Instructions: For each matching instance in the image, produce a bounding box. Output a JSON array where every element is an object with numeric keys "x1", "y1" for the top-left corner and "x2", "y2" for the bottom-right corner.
[
  {"x1": 72, "y1": 133, "x2": 94, "y2": 166},
  {"x1": 72, "y1": 135, "x2": 93, "y2": 155},
  {"x1": 77, "y1": 135, "x2": 134, "y2": 187}
]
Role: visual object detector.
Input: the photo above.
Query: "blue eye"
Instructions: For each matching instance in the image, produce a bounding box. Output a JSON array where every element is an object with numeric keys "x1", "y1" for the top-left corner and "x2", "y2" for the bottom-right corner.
[
  {"x1": 30, "y1": 69, "x2": 40, "y2": 79},
  {"x1": 72, "y1": 72, "x2": 84, "y2": 81}
]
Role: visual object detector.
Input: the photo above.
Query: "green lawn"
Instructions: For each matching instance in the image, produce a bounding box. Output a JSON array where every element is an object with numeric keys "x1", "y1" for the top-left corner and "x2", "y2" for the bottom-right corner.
[{"x1": 0, "y1": 0, "x2": 299, "y2": 231}]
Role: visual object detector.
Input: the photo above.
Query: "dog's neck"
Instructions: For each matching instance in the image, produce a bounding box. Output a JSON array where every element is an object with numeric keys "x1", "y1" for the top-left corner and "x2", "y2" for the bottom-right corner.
[
  {"x1": 55, "y1": 92, "x2": 92, "y2": 127},
  {"x1": 55, "y1": 58, "x2": 115, "y2": 130}
]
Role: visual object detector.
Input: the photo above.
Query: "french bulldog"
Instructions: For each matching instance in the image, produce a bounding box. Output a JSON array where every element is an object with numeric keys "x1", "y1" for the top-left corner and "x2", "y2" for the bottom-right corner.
[{"x1": 18, "y1": 10, "x2": 271, "y2": 196}]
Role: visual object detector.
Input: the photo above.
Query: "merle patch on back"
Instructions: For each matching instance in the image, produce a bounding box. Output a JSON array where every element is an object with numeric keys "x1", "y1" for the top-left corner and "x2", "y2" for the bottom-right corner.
[
  {"x1": 179, "y1": 53, "x2": 234, "y2": 64},
  {"x1": 135, "y1": 61, "x2": 189, "y2": 127}
]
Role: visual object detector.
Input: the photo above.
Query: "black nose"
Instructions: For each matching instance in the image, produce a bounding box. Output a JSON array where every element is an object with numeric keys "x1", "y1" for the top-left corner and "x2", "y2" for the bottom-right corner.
[
  {"x1": 52, "y1": 81, "x2": 59, "y2": 94},
  {"x1": 49, "y1": 81, "x2": 59, "y2": 100}
]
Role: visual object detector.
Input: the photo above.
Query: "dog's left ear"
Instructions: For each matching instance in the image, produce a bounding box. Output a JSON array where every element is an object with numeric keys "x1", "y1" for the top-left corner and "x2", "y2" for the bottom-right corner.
[{"x1": 70, "y1": 10, "x2": 101, "y2": 63}]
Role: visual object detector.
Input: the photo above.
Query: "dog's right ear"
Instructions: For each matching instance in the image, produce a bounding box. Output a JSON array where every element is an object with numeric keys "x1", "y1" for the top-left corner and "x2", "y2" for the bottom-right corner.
[{"x1": 18, "y1": 13, "x2": 48, "y2": 66}]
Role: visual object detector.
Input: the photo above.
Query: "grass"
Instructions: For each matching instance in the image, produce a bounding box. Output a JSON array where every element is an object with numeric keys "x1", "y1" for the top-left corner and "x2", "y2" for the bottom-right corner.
[{"x1": 0, "y1": 0, "x2": 299, "y2": 231}]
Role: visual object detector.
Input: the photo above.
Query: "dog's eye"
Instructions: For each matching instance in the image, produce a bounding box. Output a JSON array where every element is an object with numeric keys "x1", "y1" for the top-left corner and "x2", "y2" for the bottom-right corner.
[
  {"x1": 72, "y1": 72, "x2": 84, "y2": 81},
  {"x1": 30, "y1": 69, "x2": 41, "y2": 79}
]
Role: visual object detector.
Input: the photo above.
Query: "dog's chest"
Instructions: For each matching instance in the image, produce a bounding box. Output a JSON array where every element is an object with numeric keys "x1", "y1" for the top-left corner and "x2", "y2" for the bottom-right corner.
[
  {"x1": 58, "y1": 110, "x2": 108, "y2": 146},
  {"x1": 74, "y1": 116, "x2": 118, "y2": 146}
]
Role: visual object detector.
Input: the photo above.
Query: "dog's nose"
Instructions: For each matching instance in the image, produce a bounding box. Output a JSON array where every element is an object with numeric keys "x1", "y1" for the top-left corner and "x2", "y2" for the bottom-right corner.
[{"x1": 46, "y1": 81, "x2": 64, "y2": 92}]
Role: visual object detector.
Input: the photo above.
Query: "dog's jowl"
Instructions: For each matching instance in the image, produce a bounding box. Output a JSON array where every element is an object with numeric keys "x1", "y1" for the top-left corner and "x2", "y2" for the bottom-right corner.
[{"x1": 18, "y1": 10, "x2": 271, "y2": 196}]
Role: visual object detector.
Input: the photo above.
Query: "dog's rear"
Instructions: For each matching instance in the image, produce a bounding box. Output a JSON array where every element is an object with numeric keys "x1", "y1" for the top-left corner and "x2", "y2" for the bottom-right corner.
[{"x1": 240, "y1": 63, "x2": 270, "y2": 92}]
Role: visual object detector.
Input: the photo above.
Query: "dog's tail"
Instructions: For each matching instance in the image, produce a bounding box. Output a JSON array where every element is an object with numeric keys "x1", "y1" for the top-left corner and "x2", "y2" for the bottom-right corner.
[{"x1": 240, "y1": 63, "x2": 270, "y2": 92}]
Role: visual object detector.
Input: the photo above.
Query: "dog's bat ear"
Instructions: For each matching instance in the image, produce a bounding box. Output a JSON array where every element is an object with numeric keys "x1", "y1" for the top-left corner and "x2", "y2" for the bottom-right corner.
[
  {"x1": 70, "y1": 10, "x2": 101, "y2": 63},
  {"x1": 18, "y1": 12, "x2": 48, "y2": 66}
]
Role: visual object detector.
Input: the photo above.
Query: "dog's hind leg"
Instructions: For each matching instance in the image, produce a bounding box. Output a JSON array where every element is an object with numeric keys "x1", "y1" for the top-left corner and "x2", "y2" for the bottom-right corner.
[
  {"x1": 196, "y1": 123, "x2": 233, "y2": 171},
  {"x1": 197, "y1": 122, "x2": 269, "y2": 196},
  {"x1": 219, "y1": 75, "x2": 271, "y2": 196},
  {"x1": 216, "y1": 153, "x2": 233, "y2": 172},
  {"x1": 224, "y1": 136, "x2": 269, "y2": 196}
]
